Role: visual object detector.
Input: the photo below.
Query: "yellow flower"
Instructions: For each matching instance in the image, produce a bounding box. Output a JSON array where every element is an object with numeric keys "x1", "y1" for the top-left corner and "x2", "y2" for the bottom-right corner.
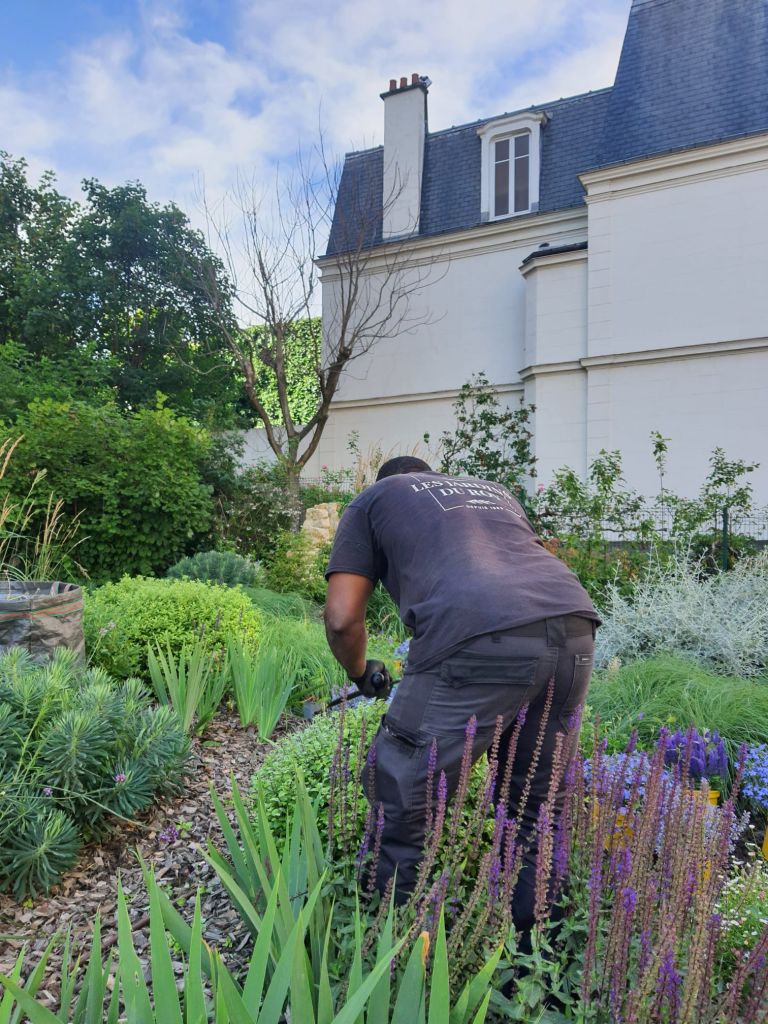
[{"x1": 419, "y1": 931, "x2": 430, "y2": 968}]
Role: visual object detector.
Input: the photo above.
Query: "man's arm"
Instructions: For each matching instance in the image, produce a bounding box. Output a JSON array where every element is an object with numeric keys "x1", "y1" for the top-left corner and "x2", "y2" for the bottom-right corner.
[{"x1": 325, "y1": 572, "x2": 374, "y2": 679}]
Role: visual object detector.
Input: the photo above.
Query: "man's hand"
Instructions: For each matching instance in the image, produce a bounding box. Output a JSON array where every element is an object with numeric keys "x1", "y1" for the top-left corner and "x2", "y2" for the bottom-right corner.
[{"x1": 349, "y1": 660, "x2": 392, "y2": 699}]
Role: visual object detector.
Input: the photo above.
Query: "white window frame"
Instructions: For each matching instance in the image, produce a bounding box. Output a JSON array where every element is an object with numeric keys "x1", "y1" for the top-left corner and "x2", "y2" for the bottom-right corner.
[{"x1": 477, "y1": 111, "x2": 545, "y2": 222}]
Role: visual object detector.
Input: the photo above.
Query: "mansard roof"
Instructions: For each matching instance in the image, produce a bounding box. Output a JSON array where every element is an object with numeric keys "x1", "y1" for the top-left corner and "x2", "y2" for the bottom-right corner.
[{"x1": 326, "y1": 0, "x2": 768, "y2": 256}]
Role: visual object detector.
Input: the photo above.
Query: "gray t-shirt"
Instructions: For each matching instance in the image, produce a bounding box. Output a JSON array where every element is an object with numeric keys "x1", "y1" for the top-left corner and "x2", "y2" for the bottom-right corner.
[{"x1": 326, "y1": 472, "x2": 599, "y2": 673}]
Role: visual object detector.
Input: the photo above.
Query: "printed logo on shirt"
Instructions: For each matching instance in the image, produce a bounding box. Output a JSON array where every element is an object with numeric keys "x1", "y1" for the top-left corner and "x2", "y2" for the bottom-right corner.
[{"x1": 408, "y1": 475, "x2": 523, "y2": 516}]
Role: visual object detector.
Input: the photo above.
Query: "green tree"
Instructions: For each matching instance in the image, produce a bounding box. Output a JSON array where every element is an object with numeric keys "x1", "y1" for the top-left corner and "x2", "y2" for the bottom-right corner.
[{"x1": 0, "y1": 153, "x2": 239, "y2": 424}]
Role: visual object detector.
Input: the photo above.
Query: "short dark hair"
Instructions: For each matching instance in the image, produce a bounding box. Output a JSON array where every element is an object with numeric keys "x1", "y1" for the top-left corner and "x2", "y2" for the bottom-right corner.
[{"x1": 376, "y1": 456, "x2": 433, "y2": 481}]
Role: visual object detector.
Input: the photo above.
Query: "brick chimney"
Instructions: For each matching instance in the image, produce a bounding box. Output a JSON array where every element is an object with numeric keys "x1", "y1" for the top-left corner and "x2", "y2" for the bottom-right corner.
[{"x1": 380, "y1": 73, "x2": 429, "y2": 239}]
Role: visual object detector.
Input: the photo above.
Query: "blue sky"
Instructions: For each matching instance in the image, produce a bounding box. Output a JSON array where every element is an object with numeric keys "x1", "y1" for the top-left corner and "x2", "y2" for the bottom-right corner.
[{"x1": 1, "y1": 0, "x2": 631, "y2": 220}]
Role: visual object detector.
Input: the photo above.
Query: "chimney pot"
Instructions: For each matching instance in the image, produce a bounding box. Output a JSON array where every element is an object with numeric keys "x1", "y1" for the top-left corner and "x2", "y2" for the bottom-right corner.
[
  {"x1": 411, "y1": 73, "x2": 419, "y2": 85},
  {"x1": 399, "y1": 76, "x2": 407, "y2": 89},
  {"x1": 389, "y1": 78, "x2": 397, "y2": 91}
]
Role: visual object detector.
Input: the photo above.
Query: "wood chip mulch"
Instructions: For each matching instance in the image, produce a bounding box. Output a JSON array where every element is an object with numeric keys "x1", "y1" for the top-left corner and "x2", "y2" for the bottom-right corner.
[{"x1": 0, "y1": 709, "x2": 304, "y2": 1009}]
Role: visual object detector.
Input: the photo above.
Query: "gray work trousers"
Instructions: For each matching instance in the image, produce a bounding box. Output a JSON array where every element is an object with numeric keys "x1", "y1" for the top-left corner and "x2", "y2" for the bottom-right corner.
[{"x1": 365, "y1": 615, "x2": 595, "y2": 929}]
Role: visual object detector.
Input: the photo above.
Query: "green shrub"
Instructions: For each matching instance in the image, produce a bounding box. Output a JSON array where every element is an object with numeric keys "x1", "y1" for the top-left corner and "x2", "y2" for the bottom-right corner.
[
  {"x1": 166, "y1": 549, "x2": 262, "y2": 587},
  {"x1": 242, "y1": 585, "x2": 321, "y2": 620},
  {"x1": 0, "y1": 400, "x2": 214, "y2": 581},
  {"x1": 85, "y1": 576, "x2": 263, "y2": 679},
  {"x1": 263, "y1": 530, "x2": 328, "y2": 602},
  {"x1": 255, "y1": 702, "x2": 386, "y2": 841},
  {"x1": 211, "y1": 462, "x2": 297, "y2": 561},
  {"x1": 587, "y1": 655, "x2": 768, "y2": 765},
  {"x1": 0, "y1": 647, "x2": 189, "y2": 897}
]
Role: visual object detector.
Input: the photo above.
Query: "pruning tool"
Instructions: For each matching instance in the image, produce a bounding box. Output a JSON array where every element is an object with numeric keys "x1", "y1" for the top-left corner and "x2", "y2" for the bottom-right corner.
[{"x1": 303, "y1": 671, "x2": 398, "y2": 721}]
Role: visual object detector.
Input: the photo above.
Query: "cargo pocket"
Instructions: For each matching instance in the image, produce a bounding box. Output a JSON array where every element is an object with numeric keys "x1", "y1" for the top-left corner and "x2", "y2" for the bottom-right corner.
[
  {"x1": 558, "y1": 652, "x2": 594, "y2": 729},
  {"x1": 372, "y1": 716, "x2": 428, "y2": 820},
  {"x1": 431, "y1": 651, "x2": 556, "y2": 735},
  {"x1": 439, "y1": 653, "x2": 541, "y2": 687}
]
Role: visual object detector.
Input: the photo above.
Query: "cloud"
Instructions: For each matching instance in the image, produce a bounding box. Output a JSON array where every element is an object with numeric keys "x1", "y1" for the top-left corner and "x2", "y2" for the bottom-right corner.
[{"x1": 1, "y1": 0, "x2": 629, "y2": 199}]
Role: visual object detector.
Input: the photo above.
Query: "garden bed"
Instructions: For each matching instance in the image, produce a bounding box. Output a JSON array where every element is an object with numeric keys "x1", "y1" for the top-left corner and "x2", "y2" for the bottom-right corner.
[{"x1": 0, "y1": 709, "x2": 299, "y2": 1009}]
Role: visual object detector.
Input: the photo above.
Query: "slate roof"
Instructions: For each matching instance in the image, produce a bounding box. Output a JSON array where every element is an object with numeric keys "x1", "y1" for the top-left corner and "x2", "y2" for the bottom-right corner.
[
  {"x1": 599, "y1": 0, "x2": 768, "y2": 169},
  {"x1": 326, "y1": 0, "x2": 768, "y2": 256}
]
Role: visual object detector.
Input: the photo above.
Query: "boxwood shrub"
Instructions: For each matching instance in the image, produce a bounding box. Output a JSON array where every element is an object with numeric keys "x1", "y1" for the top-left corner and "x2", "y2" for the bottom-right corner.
[{"x1": 85, "y1": 576, "x2": 264, "y2": 679}]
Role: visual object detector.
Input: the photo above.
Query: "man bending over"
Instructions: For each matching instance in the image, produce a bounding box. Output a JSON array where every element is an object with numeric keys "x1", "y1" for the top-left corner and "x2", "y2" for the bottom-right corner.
[{"x1": 324, "y1": 456, "x2": 598, "y2": 937}]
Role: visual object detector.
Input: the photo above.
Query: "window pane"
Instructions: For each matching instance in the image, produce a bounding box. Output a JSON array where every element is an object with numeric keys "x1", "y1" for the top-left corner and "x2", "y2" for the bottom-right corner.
[
  {"x1": 514, "y1": 133, "x2": 530, "y2": 157},
  {"x1": 495, "y1": 159, "x2": 509, "y2": 216},
  {"x1": 514, "y1": 153, "x2": 529, "y2": 212},
  {"x1": 495, "y1": 138, "x2": 510, "y2": 162}
]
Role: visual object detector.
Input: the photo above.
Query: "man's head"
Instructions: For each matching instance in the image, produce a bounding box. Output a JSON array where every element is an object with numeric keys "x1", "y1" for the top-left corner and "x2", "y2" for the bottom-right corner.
[{"x1": 376, "y1": 456, "x2": 433, "y2": 482}]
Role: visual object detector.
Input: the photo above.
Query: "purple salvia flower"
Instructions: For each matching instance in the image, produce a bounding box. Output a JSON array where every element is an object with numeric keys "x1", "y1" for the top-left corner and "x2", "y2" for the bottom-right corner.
[
  {"x1": 437, "y1": 769, "x2": 448, "y2": 807},
  {"x1": 365, "y1": 802, "x2": 386, "y2": 898},
  {"x1": 425, "y1": 737, "x2": 438, "y2": 835},
  {"x1": 622, "y1": 886, "x2": 637, "y2": 915},
  {"x1": 488, "y1": 856, "x2": 501, "y2": 909},
  {"x1": 639, "y1": 929, "x2": 653, "y2": 974},
  {"x1": 656, "y1": 950, "x2": 682, "y2": 1021}
]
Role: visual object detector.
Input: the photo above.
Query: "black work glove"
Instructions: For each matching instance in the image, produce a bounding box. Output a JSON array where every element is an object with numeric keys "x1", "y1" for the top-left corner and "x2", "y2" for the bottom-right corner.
[{"x1": 349, "y1": 660, "x2": 392, "y2": 699}]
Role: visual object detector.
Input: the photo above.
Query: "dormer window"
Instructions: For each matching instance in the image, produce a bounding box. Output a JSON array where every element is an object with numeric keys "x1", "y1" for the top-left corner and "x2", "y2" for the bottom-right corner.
[
  {"x1": 478, "y1": 112, "x2": 545, "y2": 222},
  {"x1": 494, "y1": 133, "x2": 529, "y2": 216}
]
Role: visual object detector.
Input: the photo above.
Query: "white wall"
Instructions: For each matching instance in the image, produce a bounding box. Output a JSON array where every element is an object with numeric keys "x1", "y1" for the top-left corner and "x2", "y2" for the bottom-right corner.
[
  {"x1": 580, "y1": 135, "x2": 768, "y2": 503},
  {"x1": 314, "y1": 208, "x2": 587, "y2": 472},
  {"x1": 583, "y1": 136, "x2": 768, "y2": 360},
  {"x1": 584, "y1": 348, "x2": 768, "y2": 501}
]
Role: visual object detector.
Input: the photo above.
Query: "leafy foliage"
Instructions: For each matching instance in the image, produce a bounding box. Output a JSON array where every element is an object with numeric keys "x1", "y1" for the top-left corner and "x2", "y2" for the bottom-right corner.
[
  {"x1": 0, "y1": 647, "x2": 189, "y2": 897},
  {"x1": 166, "y1": 549, "x2": 262, "y2": 587},
  {"x1": 1, "y1": 780, "x2": 497, "y2": 1023},
  {"x1": 249, "y1": 318, "x2": 322, "y2": 426},
  {"x1": 255, "y1": 704, "x2": 385, "y2": 838},
  {"x1": 1, "y1": 402, "x2": 214, "y2": 580},
  {"x1": 242, "y1": 585, "x2": 321, "y2": 621},
  {"x1": 84, "y1": 576, "x2": 263, "y2": 680},
  {"x1": 255, "y1": 615, "x2": 351, "y2": 706},
  {"x1": 263, "y1": 530, "x2": 329, "y2": 603},
  {"x1": 211, "y1": 462, "x2": 299, "y2": 562},
  {"x1": 425, "y1": 372, "x2": 536, "y2": 499}
]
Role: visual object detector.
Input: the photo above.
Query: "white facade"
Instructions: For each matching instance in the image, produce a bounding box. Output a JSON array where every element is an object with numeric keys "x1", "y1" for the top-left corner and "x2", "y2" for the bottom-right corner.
[{"x1": 313, "y1": 89, "x2": 768, "y2": 503}]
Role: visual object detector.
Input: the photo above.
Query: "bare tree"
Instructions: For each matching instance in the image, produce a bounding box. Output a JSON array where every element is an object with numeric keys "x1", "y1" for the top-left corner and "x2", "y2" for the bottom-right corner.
[{"x1": 194, "y1": 141, "x2": 441, "y2": 513}]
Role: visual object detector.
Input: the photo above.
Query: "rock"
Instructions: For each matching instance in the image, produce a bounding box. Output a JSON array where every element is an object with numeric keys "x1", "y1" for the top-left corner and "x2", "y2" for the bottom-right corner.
[{"x1": 301, "y1": 502, "x2": 341, "y2": 551}]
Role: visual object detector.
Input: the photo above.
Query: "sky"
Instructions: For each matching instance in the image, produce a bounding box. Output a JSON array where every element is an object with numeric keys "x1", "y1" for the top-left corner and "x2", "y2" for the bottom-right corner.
[{"x1": 0, "y1": 0, "x2": 631, "y2": 227}]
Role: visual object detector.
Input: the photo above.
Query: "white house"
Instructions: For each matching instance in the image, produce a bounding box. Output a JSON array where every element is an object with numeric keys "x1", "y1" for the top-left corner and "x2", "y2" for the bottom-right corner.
[{"x1": 313, "y1": 0, "x2": 768, "y2": 504}]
